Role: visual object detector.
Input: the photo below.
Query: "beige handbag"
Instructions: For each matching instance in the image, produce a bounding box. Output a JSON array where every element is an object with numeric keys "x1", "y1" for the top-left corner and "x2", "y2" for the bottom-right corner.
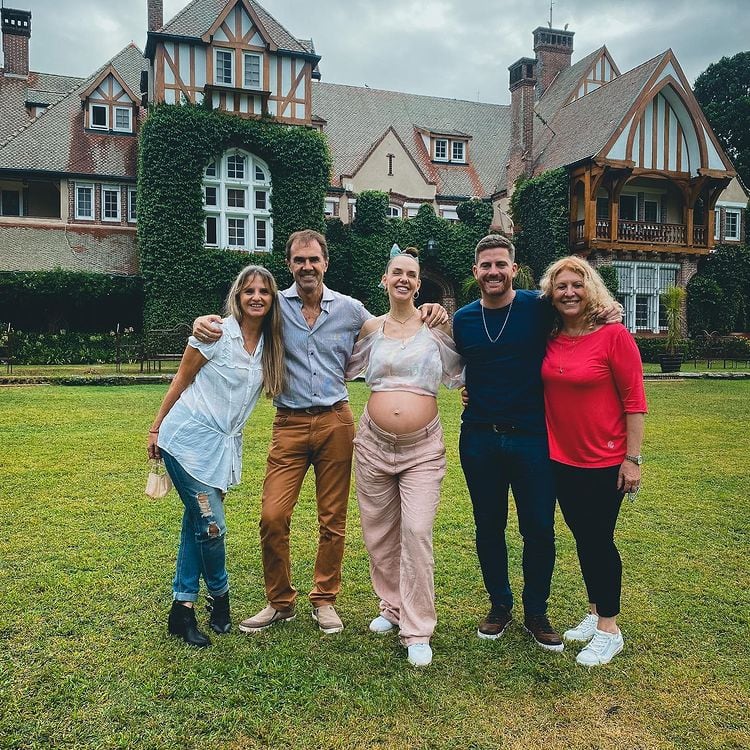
[{"x1": 145, "y1": 458, "x2": 173, "y2": 499}]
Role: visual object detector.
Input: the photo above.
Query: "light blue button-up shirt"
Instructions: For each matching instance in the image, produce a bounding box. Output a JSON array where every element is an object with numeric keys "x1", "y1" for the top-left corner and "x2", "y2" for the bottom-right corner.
[
  {"x1": 157, "y1": 316, "x2": 264, "y2": 491},
  {"x1": 276, "y1": 284, "x2": 371, "y2": 409}
]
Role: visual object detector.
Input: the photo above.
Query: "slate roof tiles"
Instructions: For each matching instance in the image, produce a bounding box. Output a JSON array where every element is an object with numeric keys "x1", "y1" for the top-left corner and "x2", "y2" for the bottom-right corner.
[{"x1": 312, "y1": 82, "x2": 511, "y2": 198}]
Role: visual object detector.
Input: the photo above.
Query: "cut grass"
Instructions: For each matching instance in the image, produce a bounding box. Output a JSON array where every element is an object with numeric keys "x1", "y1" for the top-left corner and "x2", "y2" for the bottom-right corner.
[{"x1": 0, "y1": 381, "x2": 748, "y2": 749}]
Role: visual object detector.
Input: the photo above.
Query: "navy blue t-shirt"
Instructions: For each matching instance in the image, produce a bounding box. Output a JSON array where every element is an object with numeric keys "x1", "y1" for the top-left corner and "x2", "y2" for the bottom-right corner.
[{"x1": 453, "y1": 290, "x2": 553, "y2": 434}]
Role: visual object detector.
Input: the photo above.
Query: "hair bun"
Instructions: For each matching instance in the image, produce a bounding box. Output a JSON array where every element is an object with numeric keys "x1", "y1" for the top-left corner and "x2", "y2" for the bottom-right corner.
[{"x1": 403, "y1": 246, "x2": 420, "y2": 258}]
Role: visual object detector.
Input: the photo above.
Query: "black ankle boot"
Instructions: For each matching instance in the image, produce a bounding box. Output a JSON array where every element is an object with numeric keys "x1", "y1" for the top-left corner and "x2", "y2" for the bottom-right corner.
[
  {"x1": 206, "y1": 592, "x2": 231, "y2": 634},
  {"x1": 168, "y1": 601, "x2": 211, "y2": 647}
]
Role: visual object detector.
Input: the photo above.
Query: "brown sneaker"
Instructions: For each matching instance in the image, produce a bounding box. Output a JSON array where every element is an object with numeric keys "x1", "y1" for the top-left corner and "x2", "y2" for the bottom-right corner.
[
  {"x1": 238, "y1": 603, "x2": 295, "y2": 633},
  {"x1": 477, "y1": 604, "x2": 512, "y2": 640},
  {"x1": 524, "y1": 614, "x2": 564, "y2": 652},
  {"x1": 312, "y1": 604, "x2": 344, "y2": 634}
]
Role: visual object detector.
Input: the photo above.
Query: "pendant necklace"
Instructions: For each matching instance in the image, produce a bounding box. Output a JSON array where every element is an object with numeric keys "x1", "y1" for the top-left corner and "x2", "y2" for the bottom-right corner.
[
  {"x1": 481, "y1": 298, "x2": 513, "y2": 343},
  {"x1": 387, "y1": 310, "x2": 418, "y2": 349}
]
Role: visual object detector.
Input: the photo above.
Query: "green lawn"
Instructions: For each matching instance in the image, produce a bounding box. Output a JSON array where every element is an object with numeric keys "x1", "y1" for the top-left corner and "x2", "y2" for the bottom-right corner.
[{"x1": 1, "y1": 381, "x2": 748, "y2": 749}]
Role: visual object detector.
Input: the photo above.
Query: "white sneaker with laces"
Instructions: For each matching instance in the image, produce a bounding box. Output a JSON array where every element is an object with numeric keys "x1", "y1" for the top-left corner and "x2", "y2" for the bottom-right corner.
[
  {"x1": 369, "y1": 615, "x2": 396, "y2": 633},
  {"x1": 563, "y1": 613, "x2": 599, "y2": 642},
  {"x1": 407, "y1": 643, "x2": 432, "y2": 667},
  {"x1": 576, "y1": 628, "x2": 624, "y2": 666}
]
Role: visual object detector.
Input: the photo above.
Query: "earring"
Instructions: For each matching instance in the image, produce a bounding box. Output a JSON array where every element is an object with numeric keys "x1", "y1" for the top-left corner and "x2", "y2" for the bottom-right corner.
[{"x1": 413, "y1": 290, "x2": 420, "y2": 300}]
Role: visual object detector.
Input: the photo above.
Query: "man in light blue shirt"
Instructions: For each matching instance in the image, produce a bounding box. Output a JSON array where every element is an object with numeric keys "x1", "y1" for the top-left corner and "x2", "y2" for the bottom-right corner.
[{"x1": 194, "y1": 229, "x2": 446, "y2": 635}]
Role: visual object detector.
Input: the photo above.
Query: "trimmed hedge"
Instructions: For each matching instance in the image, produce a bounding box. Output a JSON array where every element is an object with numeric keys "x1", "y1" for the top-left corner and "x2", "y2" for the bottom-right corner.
[
  {"x1": 0, "y1": 270, "x2": 143, "y2": 332},
  {"x1": 634, "y1": 335, "x2": 750, "y2": 363},
  {"x1": 2, "y1": 330, "x2": 141, "y2": 365}
]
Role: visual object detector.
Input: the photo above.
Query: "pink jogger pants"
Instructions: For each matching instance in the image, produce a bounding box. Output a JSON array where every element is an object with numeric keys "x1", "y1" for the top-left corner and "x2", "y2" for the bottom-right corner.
[{"x1": 353, "y1": 407, "x2": 447, "y2": 645}]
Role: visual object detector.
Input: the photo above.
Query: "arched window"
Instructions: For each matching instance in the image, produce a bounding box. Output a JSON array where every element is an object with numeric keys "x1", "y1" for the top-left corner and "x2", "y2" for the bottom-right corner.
[{"x1": 203, "y1": 149, "x2": 272, "y2": 252}]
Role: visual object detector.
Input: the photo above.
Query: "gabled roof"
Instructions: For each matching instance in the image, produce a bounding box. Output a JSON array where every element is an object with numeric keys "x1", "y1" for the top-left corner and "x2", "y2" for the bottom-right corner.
[
  {"x1": 79, "y1": 63, "x2": 140, "y2": 103},
  {"x1": 312, "y1": 82, "x2": 510, "y2": 198},
  {"x1": 157, "y1": 0, "x2": 311, "y2": 55},
  {"x1": 534, "y1": 52, "x2": 666, "y2": 173},
  {"x1": 0, "y1": 44, "x2": 146, "y2": 178}
]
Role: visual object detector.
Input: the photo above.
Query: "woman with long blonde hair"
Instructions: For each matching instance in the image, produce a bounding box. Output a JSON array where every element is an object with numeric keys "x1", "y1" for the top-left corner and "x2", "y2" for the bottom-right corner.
[{"x1": 147, "y1": 265, "x2": 284, "y2": 647}]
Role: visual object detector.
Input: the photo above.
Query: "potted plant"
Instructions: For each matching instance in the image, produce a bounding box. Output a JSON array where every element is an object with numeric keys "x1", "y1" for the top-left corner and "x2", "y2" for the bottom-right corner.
[{"x1": 659, "y1": 285, "x2": 687, "y2": 372}]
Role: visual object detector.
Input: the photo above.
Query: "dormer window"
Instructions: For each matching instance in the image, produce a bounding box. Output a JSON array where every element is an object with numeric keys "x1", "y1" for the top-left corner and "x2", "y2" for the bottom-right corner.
[
  {"x1": 215, "y1": 49, "x2": 234, "y2": 85},
  {"x1": 90, "y1": 104, "x2": 108, "y2": 130},
  {"x1": 434, "y1": 139, "x2": 448, "y2": 162},
  {"x1": 431, "y1": 135, "x2": 469, "y2": 164},
  {"x1": 243, "y1": 53, "x2": 262, "y2": 89},
  {"x1": 113, "y1": 106, "x2": 132, "y2": 133}
]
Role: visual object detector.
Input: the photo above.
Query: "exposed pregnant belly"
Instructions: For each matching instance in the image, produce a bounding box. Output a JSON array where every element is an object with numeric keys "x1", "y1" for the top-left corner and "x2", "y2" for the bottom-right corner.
[{"x1": 366, "y1": 390, "x2": 438, "y2": 434}]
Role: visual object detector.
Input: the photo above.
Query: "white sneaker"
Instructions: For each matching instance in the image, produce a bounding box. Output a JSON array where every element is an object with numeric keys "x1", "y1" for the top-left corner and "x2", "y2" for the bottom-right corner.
[
  {"x1": 369, "y1": 615, "x2": 396, "y2": 633},
  {"x1": 576, "y1": 628, "x2": 624, "y2": 666},
  {"x1": 563, "y1": 613, "x2": 598, "y2": 642},
  {"x1": 407, "y1": 642, "x2": 432, "y2": 667}
]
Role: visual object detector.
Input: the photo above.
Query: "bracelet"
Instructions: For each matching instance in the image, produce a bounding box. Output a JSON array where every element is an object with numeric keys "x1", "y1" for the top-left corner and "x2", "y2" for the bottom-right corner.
[{"x1": 148, "y1": 428, "x2": 160, "y2": 434}]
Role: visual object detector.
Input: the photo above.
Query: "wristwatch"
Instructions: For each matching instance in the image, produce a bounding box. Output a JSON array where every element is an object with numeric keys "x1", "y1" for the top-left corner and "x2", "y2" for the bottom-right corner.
[{"x1": 625, "y1": 454, "x2": 643, "y2": 465}]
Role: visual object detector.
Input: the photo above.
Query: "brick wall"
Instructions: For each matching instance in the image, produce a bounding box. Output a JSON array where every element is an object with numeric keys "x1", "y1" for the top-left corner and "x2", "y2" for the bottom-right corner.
[
  {"x1": 2, "y1": 32, "x2": 29, "y2": 76},
  {"x1": 148, "y1": 0, "x2": 163, "y2": 32}
]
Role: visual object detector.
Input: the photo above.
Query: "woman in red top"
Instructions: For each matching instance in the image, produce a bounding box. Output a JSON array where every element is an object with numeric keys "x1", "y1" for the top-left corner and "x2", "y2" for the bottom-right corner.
[{"x1": 540, "y1": 256, "x2": 647, "y2": 666}]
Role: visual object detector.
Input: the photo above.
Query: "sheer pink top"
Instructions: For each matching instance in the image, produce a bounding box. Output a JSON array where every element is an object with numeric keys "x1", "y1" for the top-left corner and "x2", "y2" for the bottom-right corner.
[{"x1": 345, "y1": 323, "x2": 464, "y2": 396}]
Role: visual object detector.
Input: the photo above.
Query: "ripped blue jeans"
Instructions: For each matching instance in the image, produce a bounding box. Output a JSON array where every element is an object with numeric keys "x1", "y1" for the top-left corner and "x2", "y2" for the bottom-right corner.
[{"x1": 161, "y1": 450, "x2": 229, "y2": 602}]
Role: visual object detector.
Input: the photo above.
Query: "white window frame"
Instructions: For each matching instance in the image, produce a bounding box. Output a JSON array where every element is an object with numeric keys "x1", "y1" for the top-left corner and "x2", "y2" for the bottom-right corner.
[
  {"x1": 613, "y1": 261, "x2": 679, "y2": 333},
  {"x1": 434, "y1": 138, "x2": 448, "y2": 162},
  {"x1": 724, "y1": 208, "x2": 740, "y2": 240},
  {"x1": 75, "y1": 183, "x2": 94, "y2": 220},
  {"x1": 101, "y1": 185, "x2": 121, "y2": 223},
  {"x1": 387, "y1": 204, "x2": 402, "y2": 218},
  {"x1": 127, "y1": 188, "x2": 137, "y2": 223},
  {"x1": 113, "y1": 106, "x2": 132, "y2": 133},
  {"x1": 452, "y1": 141, "x2": 466, "y2": 163},
  {"x1": 714, "y1": 209, "x2": 721, "y2": 240},
  {"x1": 439, "y1": 205, "x2": 459, "y2": 222},
  {"x1": 404, "y1": 202, "x2": 422, "y2": 219},
  {"x1": 324, "y1": 199, "x2": 336, "y2": 217},
  {"x1": 89, "y1": 103, "x2": 108, "y2": 130},
  {"x1": 214, "y1": 48, "x2": 234, "y2": 86},
  {"x1": 348, "y1": 198, "x2": 357, "y2": 221},
  {"x1": 243, "y1": 52, "x2": 263, "y2": 90},
  {"x1": 202, "y1": 149, "x2": 272, "y2": 251}
]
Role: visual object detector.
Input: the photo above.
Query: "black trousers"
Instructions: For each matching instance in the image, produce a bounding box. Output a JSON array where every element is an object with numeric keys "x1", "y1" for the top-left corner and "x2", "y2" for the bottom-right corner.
[{"x1": 553, "y1": 462, "x2": 624, "y2": 618}]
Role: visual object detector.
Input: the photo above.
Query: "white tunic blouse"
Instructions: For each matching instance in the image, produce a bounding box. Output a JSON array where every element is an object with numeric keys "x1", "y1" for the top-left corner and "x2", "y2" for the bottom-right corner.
[{"x1": 157, "y1": 315, "x2": 264, "y2": 491}]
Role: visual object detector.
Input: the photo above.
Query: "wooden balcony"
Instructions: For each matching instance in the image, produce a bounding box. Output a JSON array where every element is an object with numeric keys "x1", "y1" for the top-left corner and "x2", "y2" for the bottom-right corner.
[{"x1": 573, "y1": 219, "x2": 709, "y2": 250}]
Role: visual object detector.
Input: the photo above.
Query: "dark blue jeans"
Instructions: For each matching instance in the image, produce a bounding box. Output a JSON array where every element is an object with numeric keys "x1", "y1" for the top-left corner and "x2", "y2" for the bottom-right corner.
[{"x1": 459, "y1": 426, "x2": 556, "y2": 616}]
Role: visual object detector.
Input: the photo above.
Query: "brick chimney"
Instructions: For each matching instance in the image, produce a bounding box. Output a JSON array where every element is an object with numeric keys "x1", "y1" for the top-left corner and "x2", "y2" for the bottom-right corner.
[
  {"x1": 533, "y1": 26, "x2": 574, "y2": 97},
  {"x1": 1, "y1": 7, "x2": 32, "y2": 78},
  {"x1": 147, "y1": 0, "x2": 163, "y2": 32},
  {"x1": 507, "y1": 57, "x2": 536, "y2": 192}
]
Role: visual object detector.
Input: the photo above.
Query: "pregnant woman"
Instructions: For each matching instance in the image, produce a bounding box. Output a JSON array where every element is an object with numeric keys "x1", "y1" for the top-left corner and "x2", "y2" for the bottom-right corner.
[{"x1": 346, "y1": 247, "x2": 463, "y2": 667}]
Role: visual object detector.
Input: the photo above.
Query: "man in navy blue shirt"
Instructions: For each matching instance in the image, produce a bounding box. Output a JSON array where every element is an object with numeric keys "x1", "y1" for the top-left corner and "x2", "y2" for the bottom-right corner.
[{"x1": 452, "y1": 234, "x2": 564, "y2": 651}]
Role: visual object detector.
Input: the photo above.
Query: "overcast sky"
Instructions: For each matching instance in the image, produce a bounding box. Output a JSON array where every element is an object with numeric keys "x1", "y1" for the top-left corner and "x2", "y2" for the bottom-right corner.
[{"x1": 11, "y1": 0, "x2": 750, "y2": 104}]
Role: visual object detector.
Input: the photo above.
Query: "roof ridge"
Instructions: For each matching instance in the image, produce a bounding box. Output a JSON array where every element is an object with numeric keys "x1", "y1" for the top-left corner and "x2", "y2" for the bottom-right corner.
[{"x1": 315, "y1": 80, "x2": 509, "y2": 108}]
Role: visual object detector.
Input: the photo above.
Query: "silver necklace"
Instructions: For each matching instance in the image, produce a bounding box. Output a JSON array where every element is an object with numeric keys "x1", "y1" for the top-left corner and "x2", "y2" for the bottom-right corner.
[{"x1": 481, "y1": 298, "x2": 514, "y2": 343}]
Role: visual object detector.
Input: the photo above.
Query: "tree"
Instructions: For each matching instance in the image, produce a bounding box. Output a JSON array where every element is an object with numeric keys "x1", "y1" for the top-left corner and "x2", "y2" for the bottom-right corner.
[{"x1": 694, "y1": 52, "x2": 750, "y2": 188}]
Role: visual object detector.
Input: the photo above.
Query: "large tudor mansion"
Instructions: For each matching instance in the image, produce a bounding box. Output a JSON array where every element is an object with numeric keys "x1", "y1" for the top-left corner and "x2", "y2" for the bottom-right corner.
[{"x1": 0, "y1": 0, "x2": 746, "y2": 334}]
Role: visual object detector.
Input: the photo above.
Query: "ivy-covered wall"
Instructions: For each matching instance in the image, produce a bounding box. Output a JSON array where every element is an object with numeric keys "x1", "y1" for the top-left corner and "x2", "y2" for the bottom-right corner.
[
  {"x1": 509, "y1": 168, "x2": 569, "y2": 280},
  {"x1": 324, "y1": 192, "x2": 493, "y2": 314},
  {"x1": 138, "y1": 103, "x2": 331, "y2": 330}
]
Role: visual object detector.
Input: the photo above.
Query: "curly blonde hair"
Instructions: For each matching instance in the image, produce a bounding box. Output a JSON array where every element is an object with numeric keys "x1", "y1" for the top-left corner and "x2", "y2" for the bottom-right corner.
[{"x1": 539, "y1": 256, "x2": 616, "y2": 335}]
